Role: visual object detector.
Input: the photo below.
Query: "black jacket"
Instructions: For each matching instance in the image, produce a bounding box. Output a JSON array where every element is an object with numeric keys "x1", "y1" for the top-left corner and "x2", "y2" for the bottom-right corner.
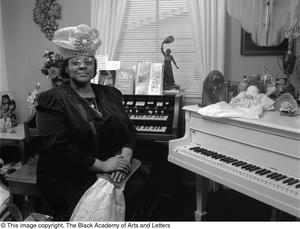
[{"x1": 36, "y1": 83, "x2": 136, "y2": 219}]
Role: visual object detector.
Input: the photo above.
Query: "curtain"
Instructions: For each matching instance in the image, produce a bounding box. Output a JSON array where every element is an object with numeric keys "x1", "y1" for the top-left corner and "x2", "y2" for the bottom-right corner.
[
  {"x1": 227, "y1": 0, "x2": 300, "y2": 47},
  {"x1": 117, "y1": 0, "x2": 202, "y2": 98},
  {"x1": 188, "y1": 0, "x2": 226, "y2": 80},
  {"x1": 90, "y1": 0, "x2": 128, "y2": 60},
  {"x1": 0, "y1": 1, "x2": 8, "y2": 92}
]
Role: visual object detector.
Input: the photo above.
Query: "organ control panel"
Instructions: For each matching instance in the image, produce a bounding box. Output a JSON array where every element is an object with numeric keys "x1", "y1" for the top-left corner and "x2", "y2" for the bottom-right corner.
[{"x1": 123, "y1": 94, "x2": 183, "y2": 141}]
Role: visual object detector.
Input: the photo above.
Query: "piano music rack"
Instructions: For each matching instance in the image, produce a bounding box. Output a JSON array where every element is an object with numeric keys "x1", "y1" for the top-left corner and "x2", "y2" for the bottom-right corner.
[{"x1": 123, "y1": 94, "x2": 183, "y2": 141}]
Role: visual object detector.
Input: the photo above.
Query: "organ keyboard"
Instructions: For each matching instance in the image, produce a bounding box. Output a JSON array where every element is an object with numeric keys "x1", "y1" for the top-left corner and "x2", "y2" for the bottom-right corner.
[
  {"x1": 168, "y1": 105, "x2": 300, "y2": 220},
  {"x1": 123, "y1": 94, "x2": 183, "y2": 141}
]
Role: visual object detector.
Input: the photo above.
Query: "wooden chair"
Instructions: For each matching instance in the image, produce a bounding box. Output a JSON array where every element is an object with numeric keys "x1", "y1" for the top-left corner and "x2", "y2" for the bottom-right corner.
[
  {"x1": 23, "y1": 110, "x2": 39, "y2": 145},
  {"x1": 23, "y1": 110, "x2": 41, "y2": 162},
  {"x1": 4, "y1": 110, "x2": 42, "y2": 218}
]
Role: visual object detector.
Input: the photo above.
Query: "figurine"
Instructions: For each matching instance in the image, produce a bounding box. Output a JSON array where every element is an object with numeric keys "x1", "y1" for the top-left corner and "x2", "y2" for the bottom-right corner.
[
  {"x1": 0, "y1": 94, "x2": 17, "y2": 132},
  {"x1": 202, "y1": 70, "x2": 225, "y2": 106},
  {"x1": 161, "y1": 36, "x2": 180, "y2": 90}
]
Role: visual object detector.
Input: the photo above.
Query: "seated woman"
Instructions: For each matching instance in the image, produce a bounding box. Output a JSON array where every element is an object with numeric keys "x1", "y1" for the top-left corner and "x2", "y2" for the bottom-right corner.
[{"x1": 36, "y1": 24, "x2": 138, "y2": 220}]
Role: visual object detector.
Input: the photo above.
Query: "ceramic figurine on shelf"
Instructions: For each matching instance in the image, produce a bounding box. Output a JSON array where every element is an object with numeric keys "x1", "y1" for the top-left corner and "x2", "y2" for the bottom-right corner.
[{"x1": 0, "y1": 94, "x2": 17, "y2": 132}]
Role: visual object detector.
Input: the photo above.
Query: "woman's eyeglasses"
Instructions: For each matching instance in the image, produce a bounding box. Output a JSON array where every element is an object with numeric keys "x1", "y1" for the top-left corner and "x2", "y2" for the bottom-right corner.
[{"x1": 69, "y1": 58, "x2": 94, "y2": 67}]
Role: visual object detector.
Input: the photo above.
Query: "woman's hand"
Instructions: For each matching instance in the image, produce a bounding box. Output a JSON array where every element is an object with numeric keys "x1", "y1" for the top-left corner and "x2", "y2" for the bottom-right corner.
[
  {"x1": 111, "y1": 170, "x2": 128, "y2": 183},
  {"x1": 102, "y1": 155, "x2": 131, "y2": 173}
]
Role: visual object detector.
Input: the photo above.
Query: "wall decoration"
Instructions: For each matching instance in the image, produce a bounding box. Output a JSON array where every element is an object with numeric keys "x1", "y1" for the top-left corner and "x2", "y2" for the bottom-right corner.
[
  {"x1": 240, "y1": 28, "x2": 289, "y2": 56},
  {"x1": 33, "y1": 0, "x2": 62, "y2": 40}
]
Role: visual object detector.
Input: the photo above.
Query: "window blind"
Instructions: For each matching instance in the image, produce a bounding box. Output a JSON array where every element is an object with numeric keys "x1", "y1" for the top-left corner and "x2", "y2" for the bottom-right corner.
[{"x1": 116, "y1": 0, "x2": 201, "y2": 98}]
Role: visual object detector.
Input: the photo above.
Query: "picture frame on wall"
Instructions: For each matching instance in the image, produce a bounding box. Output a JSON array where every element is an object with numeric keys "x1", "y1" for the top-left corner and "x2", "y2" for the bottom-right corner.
[{"x1": 240, "y1": 28, "x2": 289, "y2": 56}]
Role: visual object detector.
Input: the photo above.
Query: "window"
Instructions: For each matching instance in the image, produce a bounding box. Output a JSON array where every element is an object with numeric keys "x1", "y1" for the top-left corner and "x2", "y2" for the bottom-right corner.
[{"x1": 116, "y1": 0, "x2": 201, "y2": 98}]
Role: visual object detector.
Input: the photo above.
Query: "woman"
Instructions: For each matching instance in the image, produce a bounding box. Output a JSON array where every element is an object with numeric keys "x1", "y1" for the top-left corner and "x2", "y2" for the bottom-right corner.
[
  {"x1": 161, "y1": 42, "x2": 179, "y2": 90},
  {"x1": 36, "y1": 24, "x2": 136, "y2": 220}
]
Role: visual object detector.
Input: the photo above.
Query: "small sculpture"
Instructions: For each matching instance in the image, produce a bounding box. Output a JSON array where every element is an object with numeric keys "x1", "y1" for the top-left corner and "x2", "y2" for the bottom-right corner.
[
  {"x1": 161, "y1": 36, "x2": 180, "y2": 90},
  {"x1": 202, "y1": 70, "x2": 225, "y2": 106},
  {"x1": 275, "y1": 92, "x2": 298, "y2": 116}
]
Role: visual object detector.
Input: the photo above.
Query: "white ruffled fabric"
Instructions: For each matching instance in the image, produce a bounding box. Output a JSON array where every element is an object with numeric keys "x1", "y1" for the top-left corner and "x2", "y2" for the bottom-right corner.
[
  {"x1": 198, "y1": 92, "x2": 274, "y2": 119},
  {"x1": 70, "y1": 177, "x2": 125, "y2": 221}
]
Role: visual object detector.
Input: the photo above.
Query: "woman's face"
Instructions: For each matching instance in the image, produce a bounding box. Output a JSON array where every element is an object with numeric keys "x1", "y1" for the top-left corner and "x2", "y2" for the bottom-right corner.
[{"x1": 67, "y1": 56, "x2": 95, "y2": 86}]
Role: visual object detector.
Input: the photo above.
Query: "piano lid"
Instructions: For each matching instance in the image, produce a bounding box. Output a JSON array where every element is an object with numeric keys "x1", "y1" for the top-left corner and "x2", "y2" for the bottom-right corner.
[{"x1": 183, "y1": 105, "x2": 300, "y2": 138}]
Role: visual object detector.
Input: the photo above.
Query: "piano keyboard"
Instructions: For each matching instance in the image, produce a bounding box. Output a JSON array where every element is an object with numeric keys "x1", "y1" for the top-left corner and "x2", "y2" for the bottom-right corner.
[
  {"x1": 175, "y1": 144, "x2": 300, "y2": 197},
  {"x1": 129, "y1": 114, "x2": 169, "y2": 121},
  {"x1": 135, "y1": 125, "x2": 167, "y2": 133}
]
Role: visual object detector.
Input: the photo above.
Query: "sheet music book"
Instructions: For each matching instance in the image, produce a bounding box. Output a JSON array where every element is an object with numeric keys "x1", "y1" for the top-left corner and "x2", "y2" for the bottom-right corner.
[
  {"x1": 135, "y1": 62, "x2": 163, "y2": 95},
  {"x1": 149, "y1": 63, "x2": 163, "y2": 95},
  {"x1": 115, "y1": 68, "x2": 135, "y2": 95}
]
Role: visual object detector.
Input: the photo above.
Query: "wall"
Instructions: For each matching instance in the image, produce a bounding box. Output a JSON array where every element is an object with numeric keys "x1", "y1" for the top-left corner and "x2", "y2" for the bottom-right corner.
[
  {"x1": 1, "y1": 0, "x2": 90, "y2": 122},
  {"x1": 2, "y1": 2, "x2": 298, "y2": 121},
  {"x1": 225, "y1": 14, "x2": 286, "y2": 82}
]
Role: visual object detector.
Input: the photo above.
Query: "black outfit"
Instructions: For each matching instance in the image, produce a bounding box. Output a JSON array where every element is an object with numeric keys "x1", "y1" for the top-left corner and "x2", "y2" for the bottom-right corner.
[{"x1": 36, "y1": 83, "x2": 136, "y2": 220}]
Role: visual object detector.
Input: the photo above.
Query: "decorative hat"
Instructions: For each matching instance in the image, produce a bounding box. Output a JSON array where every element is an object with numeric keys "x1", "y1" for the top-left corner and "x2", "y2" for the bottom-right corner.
[{"x1": 52, "y1": 24, "x2": 102, "y2": 59}]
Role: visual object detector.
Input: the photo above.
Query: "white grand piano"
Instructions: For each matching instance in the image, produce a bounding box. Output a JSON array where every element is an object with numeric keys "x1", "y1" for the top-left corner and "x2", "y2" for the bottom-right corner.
[{"x1": 168, "y1": 105, "x2": 300, "y2": 220}]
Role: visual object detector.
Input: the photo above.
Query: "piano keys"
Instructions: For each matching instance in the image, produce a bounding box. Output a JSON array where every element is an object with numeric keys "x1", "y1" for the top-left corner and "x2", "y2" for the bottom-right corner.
[
  {"x1": 168, "y1": 105, "x2": 300, "y2": 220},
  {"x1": 123, "y1": 94, "x2": 183, "y2": 141}
]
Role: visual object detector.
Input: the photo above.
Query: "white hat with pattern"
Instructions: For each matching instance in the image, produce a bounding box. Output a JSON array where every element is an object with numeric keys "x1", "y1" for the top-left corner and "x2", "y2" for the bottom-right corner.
[{"x1": 52, "y1": 24, "x2": 101, "y2": 59}]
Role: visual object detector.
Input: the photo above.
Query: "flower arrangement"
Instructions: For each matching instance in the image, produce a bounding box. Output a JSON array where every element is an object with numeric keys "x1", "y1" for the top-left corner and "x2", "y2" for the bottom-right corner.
[
  {"x1": 26, "y1": 83, "x2": 41, "y2": 109},
  {"x1": 41, "y1": 49, "x2": 66, "y2": 86}
]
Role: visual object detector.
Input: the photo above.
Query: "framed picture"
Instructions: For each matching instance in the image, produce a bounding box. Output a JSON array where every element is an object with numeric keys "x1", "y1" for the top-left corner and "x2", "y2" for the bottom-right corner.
[
  {"x1": 98, "y1": 70, "x2": 116, "y2": 86},
  {"x1": 240, "y1": 28, "x2": 289, "y2": 56}
]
